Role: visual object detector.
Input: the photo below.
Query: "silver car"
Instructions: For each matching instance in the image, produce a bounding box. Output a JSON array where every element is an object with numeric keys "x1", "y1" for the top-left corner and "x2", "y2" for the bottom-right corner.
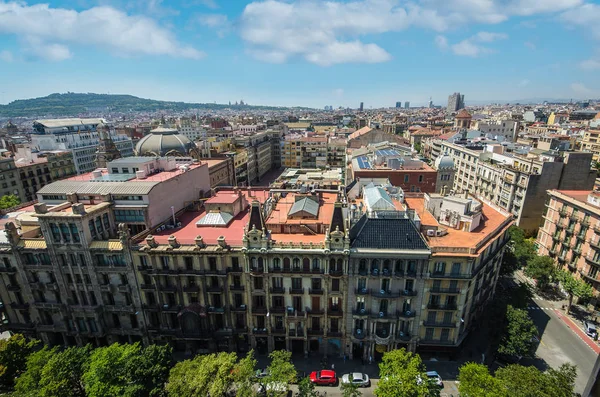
[
  {"x1": 341, "y1": 372, "x2": 370, "y2": 387},
  {"x1": 426, "y1": 371, "x2": 443, "y2": 387}
]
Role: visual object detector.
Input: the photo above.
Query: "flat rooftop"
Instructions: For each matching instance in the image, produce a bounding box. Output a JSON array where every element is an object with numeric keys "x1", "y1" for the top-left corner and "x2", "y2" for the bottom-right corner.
[
  {"x1": 63, "y1": 162, "x2": 206, "y2": 183},
  {"x1": 405, "y1": 196, "x2": 512, "y2": 255}
]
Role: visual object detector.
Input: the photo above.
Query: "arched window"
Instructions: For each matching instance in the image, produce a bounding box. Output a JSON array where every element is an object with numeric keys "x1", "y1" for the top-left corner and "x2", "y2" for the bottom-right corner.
[
  {"x1": 273, "y1": 258, "x2": 281, "y2": 270},
  {"x1": 250, "y1": 257, "x2": 257, "y2": 268},
  {"x1": 257, "y1": 257, "x2": 264, "y2": 269},
  {"x1": 395, "y1": 260, "x2": 404, "y2": 275},
  {"x1": 371, "y1": 259, "x2": 379, "y2": 274},
  {"x1": 284, "y1": 257, "x2": 291, "y2": 270},
  {"x1": 329, "y1": 258, "x2": 336, "y2": 269},
  {"x1": 337, "y1": 258, "x2": 343, "y2": 272},
  {"x1": 293, "y1": 258, "x2": 300, "y2": 270},
  {"x1": 302, "y1": 258, "x2": 310, "y2": 271},
  {"x1": 359, "y1": 259, "x2": 367, "y2": 272},
  {"x1": 312, "y1": 258, "x2": 320, "y2": 270}
]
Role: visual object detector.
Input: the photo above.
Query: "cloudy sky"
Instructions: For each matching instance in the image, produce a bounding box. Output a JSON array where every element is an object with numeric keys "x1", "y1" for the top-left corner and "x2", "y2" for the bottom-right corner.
[{"x1": 0, "y1": 0, "x2": 599, "y2": 107}]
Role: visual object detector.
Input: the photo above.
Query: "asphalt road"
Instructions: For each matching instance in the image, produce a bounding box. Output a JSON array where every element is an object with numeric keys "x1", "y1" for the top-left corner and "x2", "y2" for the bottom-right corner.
[{"x1": 523, "y1": 295, "x2": 599, "y2": 395}]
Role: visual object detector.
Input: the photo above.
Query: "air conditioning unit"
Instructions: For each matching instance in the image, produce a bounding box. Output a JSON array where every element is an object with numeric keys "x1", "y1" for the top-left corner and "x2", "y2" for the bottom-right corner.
[
  {"x1": 405, "y1": 310, "x2": 412, "y2": 316},
  {"x1": 361, "y1": 288, "x2": 367, "y2": 293},
  {"x1": 360, "y1": 308, "x2": 366, "y2": 314},
  {"x1": 356, "y1": 329, "x2": 362, "y2": 334},
  {"x1": 426, "y1": 229, "x2": 435, "y2": 236},
  {"x1": 379, "y1": 312, "x2": 384, "y2": 318}
]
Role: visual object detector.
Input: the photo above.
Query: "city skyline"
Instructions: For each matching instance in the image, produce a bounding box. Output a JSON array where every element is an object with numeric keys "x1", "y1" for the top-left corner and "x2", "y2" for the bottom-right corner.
[{"x1": 0, "y1": 0, "x2": 599, "y2": 107}]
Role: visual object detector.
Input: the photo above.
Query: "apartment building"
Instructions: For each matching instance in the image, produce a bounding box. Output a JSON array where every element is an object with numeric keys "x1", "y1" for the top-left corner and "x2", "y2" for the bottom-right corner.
[
  {"x1": 537, "y1": 190, "x2": 600, "y2": 307},
  {"x1": 441, "y1": 140, "x2": 596, "y2": 232},
  {"x1": 281, "y1": 136, "x2": 328, "y2": 169},
  {"x1": 475, "y1": 120, "x2": 520, "y2": 142},
  {"x1": 0, "y1": 158, "x2": 24, "y2": 201},
  {"x1": 31, "y1": 119, "x2": 134, "y2": 174},
  {"x1": 580, "y1": 129, "x2": 600, "y2": 161}
]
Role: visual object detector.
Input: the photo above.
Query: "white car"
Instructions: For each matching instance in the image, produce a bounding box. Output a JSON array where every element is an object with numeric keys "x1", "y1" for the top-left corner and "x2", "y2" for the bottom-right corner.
[
  {"x1": 341, "y1": 372, "x2": 370, "y2": 387},
  {"x1": 426, "y1": 371, "x2": 443, "y2": 387}
]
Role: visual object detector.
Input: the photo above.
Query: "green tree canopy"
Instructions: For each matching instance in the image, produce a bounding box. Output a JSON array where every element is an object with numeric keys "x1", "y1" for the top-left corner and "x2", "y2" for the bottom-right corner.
[
  {"x1": 231, "y1": 350, "x2": 258, "y2": 397},
  {"x1": 264, "y1": 350, "x2": 297, "y2": 396},
  {"x1": 297, "y1": 377, "x2": 319, "y2": 397},
  {"x1": 557, "y1": 270, "x2": 594, "y2": 311},
  {"x1": 375, "y1": 348, "x2": 438, "y2": 397},
  {"x1": 524, "y1": 255, "x2": 556, "y2": 289},
  {"x1": 166, "y1": 351, "x2": 238, "y2": 397},
  {"x1": 0, "y1": 334, "x2": 39, "y2": 388},
  {"x1": 496, "y1": 363, "x2": 577, "y2": 397},
  {"x1": 83, "y1": 342, "x2": 171, "y2": 397},
  {"x1": 341, "y1": 380, "x2": 363, "y2": 397},
  {"x1": 498, "y1": 305, "x2": 538, "y2": 358},
  {"x1": 14, "y1": 346, "x2": 58, "y2": 396},
  {"x1": 457, "y1": 363, "x2": 507, "y2": 397},
  {"x1": 0, "y1": 194, "x2": 20, "y2": 210},
  {"x1": 38, "y1": 345, "x2": 91, "y2": 397}
]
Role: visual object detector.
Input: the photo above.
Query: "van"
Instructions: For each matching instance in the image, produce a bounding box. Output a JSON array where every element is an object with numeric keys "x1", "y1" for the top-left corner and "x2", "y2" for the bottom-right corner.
[{"x1": 585, "y1": 321, "x2": 597, "y2": 338}]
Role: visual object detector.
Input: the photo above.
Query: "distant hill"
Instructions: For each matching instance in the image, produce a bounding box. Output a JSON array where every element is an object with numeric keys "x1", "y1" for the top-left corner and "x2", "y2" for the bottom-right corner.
[{"x1": 0, "y1": 92, "x2": 297, "y2": 118}]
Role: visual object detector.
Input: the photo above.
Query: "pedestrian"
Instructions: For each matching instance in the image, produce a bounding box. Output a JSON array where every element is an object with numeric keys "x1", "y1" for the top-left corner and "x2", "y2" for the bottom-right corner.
[
  {"x1": 331, "y1": 363, "x2": 335, "y2": 370},
  {"x1": 343, "y1": 354, "x2": 347, "y2": 363},
  {"x1": 369, "y1": 355, "x2": 372, "y2": 365}
]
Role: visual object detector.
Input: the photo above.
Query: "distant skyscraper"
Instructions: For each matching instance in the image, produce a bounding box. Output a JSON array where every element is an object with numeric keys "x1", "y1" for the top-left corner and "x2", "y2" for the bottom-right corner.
[
  {"x1": 447, "y1": 92, "x2": 465, "y2": 113},
  {"x1": 428, "y1": 97, "x2": 433, "y2": 108},
  {"x1": 396, "y1": 102, "x2": 402, "y2": 108},
  {"x1": 404, "y1": 101, "x2": 410, "y2": 109},
  {"x1": 359, "y1": 102, "x2": 364, "y2": 111}
]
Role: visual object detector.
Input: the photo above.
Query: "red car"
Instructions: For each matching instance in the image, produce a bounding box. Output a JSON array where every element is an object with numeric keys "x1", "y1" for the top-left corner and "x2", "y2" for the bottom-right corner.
[{"x1": 309, "y1": 370, "x2": 337, "y2": 386}]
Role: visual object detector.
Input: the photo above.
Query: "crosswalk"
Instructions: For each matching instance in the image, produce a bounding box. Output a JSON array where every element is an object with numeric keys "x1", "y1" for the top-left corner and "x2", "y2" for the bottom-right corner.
[{"x1": 527, "y1": 306, "x2": 555, "y2": 311}]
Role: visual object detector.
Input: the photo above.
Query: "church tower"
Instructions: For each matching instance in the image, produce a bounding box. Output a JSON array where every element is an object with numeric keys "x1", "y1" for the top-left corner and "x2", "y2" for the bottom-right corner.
[{"x1": 95, "y1": 122, "x2": 121, "y2": 168}]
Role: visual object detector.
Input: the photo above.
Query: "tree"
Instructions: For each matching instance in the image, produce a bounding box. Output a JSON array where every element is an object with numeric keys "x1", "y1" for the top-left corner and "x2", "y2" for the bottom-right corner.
[
  {"x1": 341, "y1": 380, "x2": 363, "y2": 397},
  {"x1": 83, "y1": 342, "x2": 171, "y2": 397},
  {"x1": 38, "y1": 345, "x2": 91, "y2": 397},
  {"x1": 14, "y1": 346, "x2": 58, "y2": 396},
  {"x1": 264, "y1": 350, "x2": 297, "y2": 396},
  {"x1": 508, "y1": 226, "x2": 536, "y2": 268},
  {"x1": 166, "y1": 351, "x2": 238, "y2": 397},
  {"x1": 232, "y1": 350, "x2": 258, "y2": 397},
  {"x1": 457, "y1": 363, "x2": 507, "y2": 397},
  {"x1": 414, "y1": 142, "x2": 422, "y2": 154},
  {"x1": 375, "y1": 348, "x2": 438, "y2": 397},
  {"x1": 297, "y1": 377, "x2": 319, "y2": 397},
  {"x1": 496, "y1": 363, "x2": 577, "y2": 397},
  {"x1": 557, "y1": 270, "x2": 593, "y2": 312},
  {"x1": 524, "y1": 255, "x2": 555, "y2": 289},
  {"x1": 498, "y1": 305, "x2": 538, "y2": 358},
  {"x1": 0, "y1": 334, "x2": 39, "y2": 388},
  {"x1": 0, "y1": 194, "x2": 20, "y2": 210}
]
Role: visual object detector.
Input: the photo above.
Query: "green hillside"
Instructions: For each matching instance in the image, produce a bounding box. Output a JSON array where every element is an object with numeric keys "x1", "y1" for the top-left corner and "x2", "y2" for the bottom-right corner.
[{"x1": 0, "y1": 92, "x2": 292, "y2": 117}]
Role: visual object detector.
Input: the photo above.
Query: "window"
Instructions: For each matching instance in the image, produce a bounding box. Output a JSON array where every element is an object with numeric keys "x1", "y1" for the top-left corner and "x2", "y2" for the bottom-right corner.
[
  {"x1": 434, "y1": 262, "x2": 446, "y2": 274},
  {"x1": 292, "y1": 278, "x2": 302, "y2": 290},
  {"x1": 184, "y1": 257, "x2": 193, "y2": 270},
  {"x1": 332, "y1": 278, "x2": 340, "y2": 292},
  {"x1": 418, "y1": 175, "x2": 423, "y2": 182},
  {"x1": 114, "y1": 210, "x2": 145, "y2": 223},
  {"x1": 254, "y1": 277, "x2": 264, "y2": 290},
  {"x1": 425, "y1": 328, "x2": 434, "y2": 340},
  {"x1": 441, "y1": 328, "x2": 450, "y2": 341},
  {"x1": 404, "y1": 175, "x2": 409, "y2": 183}
]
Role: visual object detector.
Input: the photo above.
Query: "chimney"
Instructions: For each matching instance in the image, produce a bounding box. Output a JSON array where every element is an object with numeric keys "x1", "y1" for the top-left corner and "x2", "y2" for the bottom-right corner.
[
  {"x1": 168, "y1": 235, "x2": 179, "y2": 248},
  {"x1": 217, "y1": 236, "x2": 227, "y2": 248},
  {"x1": 71, "y1": 203, "x2": 86, "y2": 215},
  {"x1": 145, "y1": 235, "x2": 158, "y2": 248},
  {"x1": 33, "y1": 203, "x2": 48, "y2": 214},
  {"x1": 195, "y1": 235, "x2": 205, "y2": 248},
  {"x1": 66, "y1": 192, "x2": 78, "y2": 203}
]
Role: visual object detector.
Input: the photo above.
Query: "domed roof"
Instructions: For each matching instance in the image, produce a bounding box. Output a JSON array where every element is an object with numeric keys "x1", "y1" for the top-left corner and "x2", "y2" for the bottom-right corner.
[
  {"x1": 434, "y1": 154, "x2": 454, "y2": 170},
  {"x1": 135, "y1": 127, "x2": 198, "y2": 157},
  {"x1": 456, "y1": 109, "x2": 472, "y2": 119}
]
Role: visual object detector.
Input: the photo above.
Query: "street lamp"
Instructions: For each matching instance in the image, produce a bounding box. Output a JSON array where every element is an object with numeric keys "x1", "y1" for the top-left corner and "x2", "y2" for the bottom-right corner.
[{"x1": 171, "y1": 206, "x2": 175, "y2": 226}]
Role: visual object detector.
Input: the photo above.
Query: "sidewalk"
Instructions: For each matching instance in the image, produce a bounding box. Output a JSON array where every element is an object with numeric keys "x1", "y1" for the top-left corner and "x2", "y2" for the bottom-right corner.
[{"x1": 554, "y1": 309, "x2": 600, "y2": 354}]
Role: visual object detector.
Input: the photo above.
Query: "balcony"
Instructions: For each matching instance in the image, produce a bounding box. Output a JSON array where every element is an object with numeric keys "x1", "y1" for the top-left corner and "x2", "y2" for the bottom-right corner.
[
  {"x1": 401, "y1": 289, "x2": 418, "y2": 297},
  {"x1": 161, "y1": 304, "x2": 181, "y2": 313},
  {"x1": 357, "y1": 268, "x2": 368, "y2": 276},
  {"x1": 207, "y1": 306, "x2": 225, "y2": 314},
  {"x1": 309, "y1": 288, "x2": 324, "y2": 295},
  {"x1": 397, "y1": 331, "x2": 411, "y2": 342},
  {"x1": 288, "y1": 328, "x2": 304, "y2": 337},
  {"x1": 269, "y1": 286, "x2": 285, "y2": 294},
  {"x1": 311, "y1": 268, "x2": 324, "y2": 275},
  {"x1": 371, "y1": 289, "x2": 400, "y2": 298},
  {"x1": 353, "y1": 308, "x2": 370, "y2": 316},
  {"x1": 585, "y1": 255, "x2": 600, "y2": 267},
  {"x1": 594, "y1": 225, "x2": 600, "y2": 234},
  {"x1": 371, "y1": 311, "x2": 395, "y2": 320},
  {"x1": 140, "y1": 284, "x2": 155, "y2": 290},
  {"x1": 289, "y1": 287, "x2": 304, "y2": 295},
  {"x1": 10, "y1": 303, "x2": 29, "y2": 310},
  {"x1": 230, "y1": 285, "x2": 245, "y2": 292},
  {"x1": 182, "y1": 285, "x2": 200, "y2": 293},
  {"x1": 104, "y1": 305, "x2": 135, "y2": 314},
  {"x1": 253, "y1": 328, "x2": 268, "y2": 335},
  {"x1": 327, "y1": 330, "x2": 343, "y2": 338},
  {"x1": 6, "y1": 285, "x2": 20, "y2": 291},
  {"x1": 419, "y1": 338, "x2": 455, "y2": 346},
  {"x1": 354, "y1": 329, "x2": 367, "y2": 339},
  {"x1": 158, "y1": 284, "x2": 177, "y2": 292},
  {"x1": 397, "y1": 310, "x2": 417, "y2": 318},
  {"x1": 207, "y1": 285, "x2": 223, "y2": 293},
  {"x1": 0, "y1": 267, "x2": 16, "y2": 274},
  {"x1": 250, "y1": 266, "x2": 264, "y2": 275},
  {"x1": 559, "y1": 208, "x2": 568, "y2": 217},
  {"x1": 307, "y1": 307, "x2": 324, "y2": 315},
  {"x1": 355, "y1": 287, "x2": 369, "y2": 295},
  {"x1": 328, "y1": 308, "x2": 343, "y2": 317},
  {"x1": 579, "y1": 270, "x2": 599, "y2": 283},
  {"x1": 227, "y1": 266, "x2": 243, "y2": 273},
  {"x1": 230, "y1": 304, "x2": 247, "y2": 312},
  {"x1": 205, "y1": 269, "x2": 227, "y2": 276},
  {"x1": 271, "y1": 327, "x2": 286, "y2": 335},
  {"x1": 430, "y1": 287, "x2": 461, "y2": 294},
  {"x1": 427, "y1": 303, "x2": 458, "y2": 310},
  {"x1": 270, "y1": 306, "x2": 287, "y2": 314},
  {"x1": 423, "y1": 321, "x2": 456, "y2": 328},
  {"x1": 308, "y1": 328, "x2": 323, "y2": 336},
  {"x1": 430, "y1": 272, "x2": 471, "y2": 279},
  {"x1": 329, "y1": 269, "x2": 343, "y2": 277}
]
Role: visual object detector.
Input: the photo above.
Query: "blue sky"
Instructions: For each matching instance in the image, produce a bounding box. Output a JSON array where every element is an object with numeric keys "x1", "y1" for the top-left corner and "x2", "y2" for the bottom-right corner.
[{"x1": 0, "y1": 0, "x2": 599, "y2": 108}]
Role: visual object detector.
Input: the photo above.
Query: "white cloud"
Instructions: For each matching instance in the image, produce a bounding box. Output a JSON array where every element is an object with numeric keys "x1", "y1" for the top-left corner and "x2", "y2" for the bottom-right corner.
[
  {"x1": 0, "y1": 1, "x2": 203, "y2": 60},
  {"x1": 562, "y1": 4, "x2": 600, "y2": 39},
  {"x1": 450, "y1": 31, "x2": 507, "y2": 57},
  {"x1": 524, "y1": 41, "x2": 536, "y2": 50},
  {"x1": 580, "y1": 59, "x2": 600, "y2": 70},
  {"x1": 239, "y1": 0, "x2": 573, "y2": 65},
  {"x1": 435, "y1": 35, "x2": 448, "y2": 50},
  {"x1": 571, "y1": 82, "x2": 592, "y2": 95},
  {"x1": 518, "y1": 79, "x2": 530, "y2": 87},
  {"x1": 0, "y1": 50, "x2": 13, "y2": 62},
  {"x1": 196, "y1": 13, "x2": 230, "y2": 37}
]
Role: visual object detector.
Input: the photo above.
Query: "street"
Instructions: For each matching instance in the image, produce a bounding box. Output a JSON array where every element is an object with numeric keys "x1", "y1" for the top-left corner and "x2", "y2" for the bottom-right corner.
[{"x1": 523, "y1": 294, "x2": 599, "y2": 395}]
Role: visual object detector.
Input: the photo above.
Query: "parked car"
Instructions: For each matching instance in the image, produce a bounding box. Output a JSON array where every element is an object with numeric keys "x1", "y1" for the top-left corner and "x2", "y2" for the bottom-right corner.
[
  {"x1": 309, "y1": 370, "x2": 337, "y2": 386},
  {"x1": 585, "y1": 321, "x2": 598, "y2": 338},
  {"x1": 255, "y1": 382, "x2": 289, "y2": 397},
  {"x1": 426, "y1": 371, "x2": 443, "y2": 387},
  {"x1": 341, "y1": 372, "x2": 370, "y2": 387},
  {"x1": 254, "y1": 368, "x2": 269, "y2": 379}
]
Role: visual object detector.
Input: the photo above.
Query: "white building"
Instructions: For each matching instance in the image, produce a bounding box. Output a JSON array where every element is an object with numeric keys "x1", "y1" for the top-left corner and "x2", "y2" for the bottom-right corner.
[
  {"x1": 475, "y1": 120, "x2": 520, "y2": 142},
  {"x1": 31, "y1": 118, "x2": 134, "y2": 174}
]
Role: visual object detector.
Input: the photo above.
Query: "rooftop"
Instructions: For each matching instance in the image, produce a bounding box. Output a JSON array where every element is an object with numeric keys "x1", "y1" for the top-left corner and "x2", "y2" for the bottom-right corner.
[
  {"x1": 405, "y1": 195, "x2": 512, "y2": 255},
  {"x1": 34, "y1": 118, "x2": 105, "y2": 128},
  {"x1": 351, "y1": 217, "x2": 429, "y2": 251}
]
